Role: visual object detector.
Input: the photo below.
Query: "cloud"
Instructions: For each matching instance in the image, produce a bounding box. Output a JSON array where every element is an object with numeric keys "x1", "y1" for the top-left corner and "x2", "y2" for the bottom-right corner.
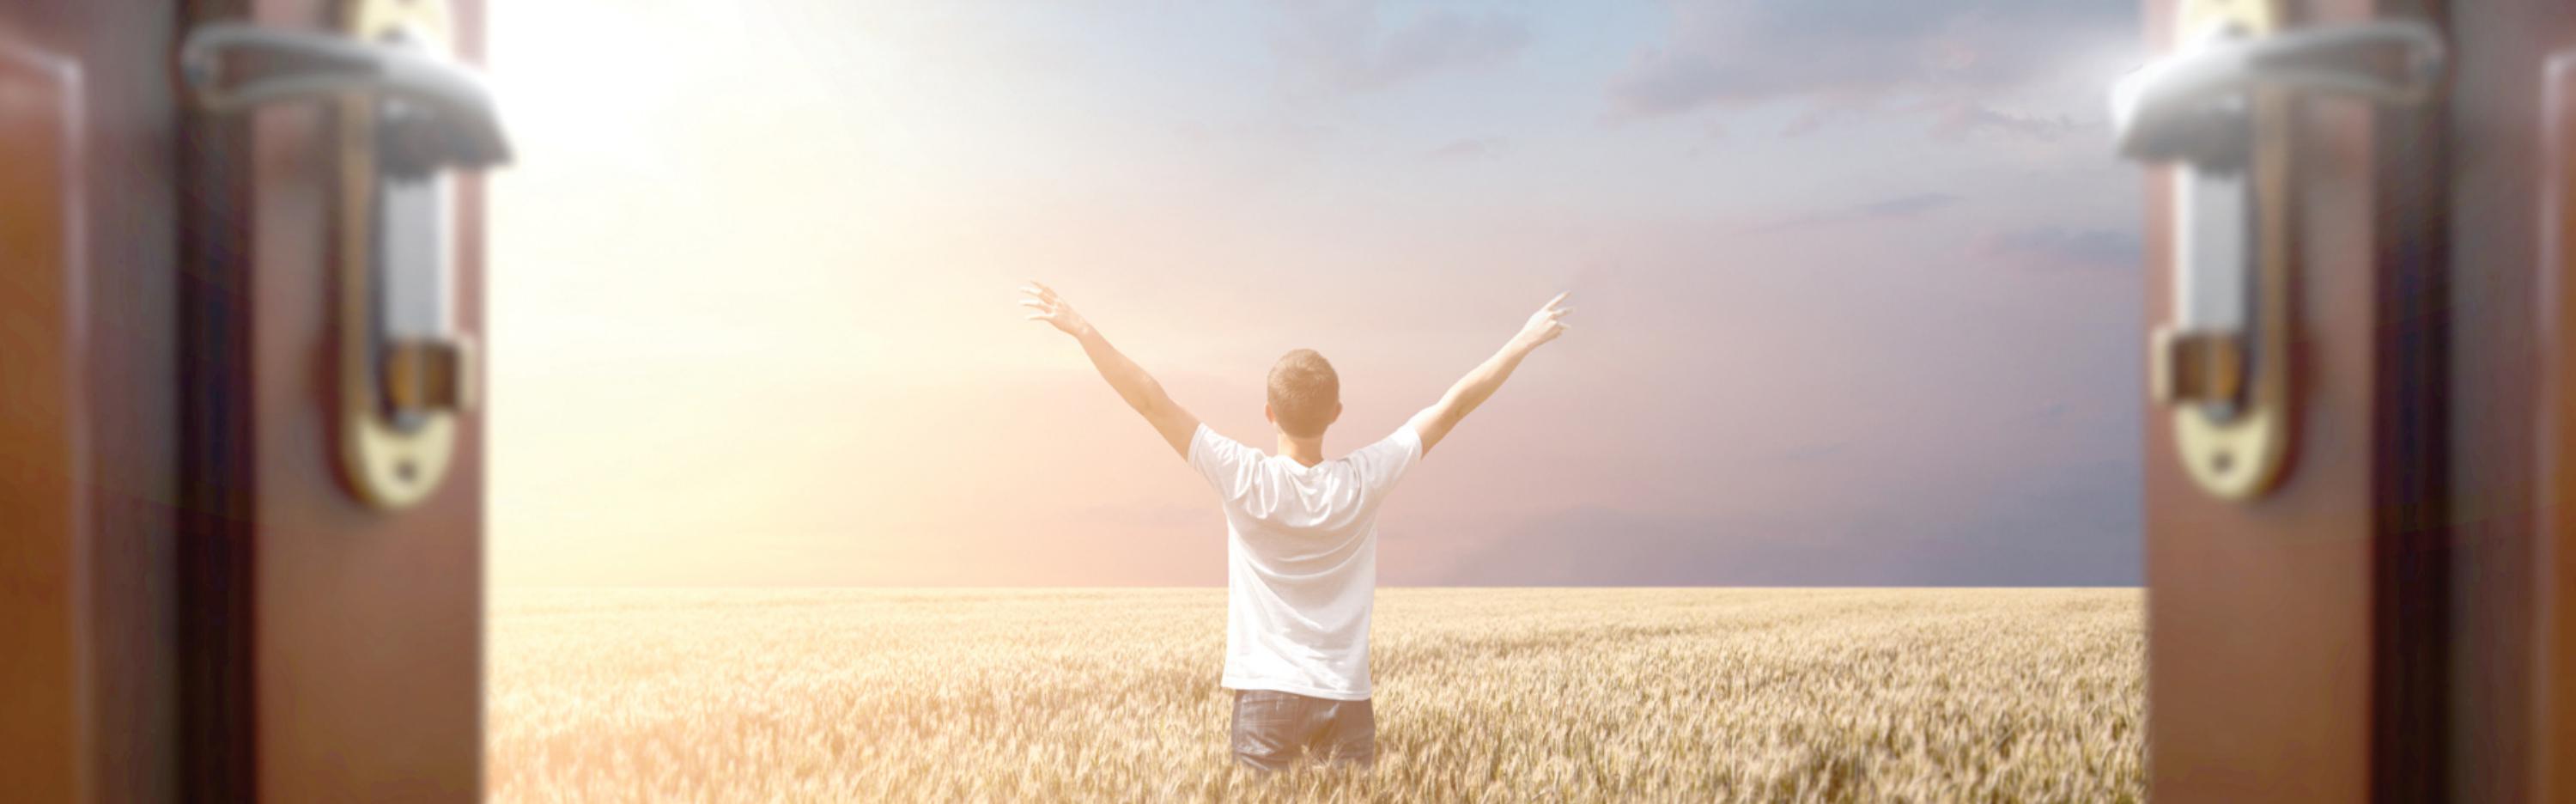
[
  {"x1": 1926, "y1": 101, "x2": 2088, "y2": 142},
  {"x1": 1856, "y1": 192, "x2": 1962, "y2": 216},
  {"x1": 1744, "y1": 192, "x2": 1961, "y2": 234},
  {"x1": 1772, "y1": 441, "x2": 1850, "y2": 464},
  {"x1": 1975, "y1": 225, "x2": 2142, "y2": 271},
  {"x1": 1273, "y1": 0, "x2": 1530, "y2": 93},
  {"x1": 2006, "y1": 401, "x2": 2072, "y2": 424},
  {"x1": 1425, "y1": 136, "x2": 1507, "y2": 159},
  {"x1": 1175, "y1": 119, "x2": 1339, "y2": 149},
  {"x1": 1605, "y1": 0, "x2": 2133, "y2": 137},
  {"x1": 1437, "y1": 461, "x2": 2141, "y2": 586}
]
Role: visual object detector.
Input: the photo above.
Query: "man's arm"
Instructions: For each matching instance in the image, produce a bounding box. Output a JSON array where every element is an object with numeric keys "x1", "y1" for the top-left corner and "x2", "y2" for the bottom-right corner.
[
  {"x1": 1021, "y1": 282, "x2": 1200, "y2": 457},
  {"x1": 1406, "y1": 292, "x2": 1571, "y2": 455}
]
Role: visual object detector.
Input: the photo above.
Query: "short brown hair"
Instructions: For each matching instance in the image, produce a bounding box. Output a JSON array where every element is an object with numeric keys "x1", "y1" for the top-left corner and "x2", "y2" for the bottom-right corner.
[{"x1": 1267, "y1": 349, "x2": 1340, "y2": 438}]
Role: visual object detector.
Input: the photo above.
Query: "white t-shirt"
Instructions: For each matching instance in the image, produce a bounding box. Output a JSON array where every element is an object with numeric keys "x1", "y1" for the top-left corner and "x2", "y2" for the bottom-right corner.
[{"x1": 1190, "y1": 423, "x2": 1423, "y2": 701}]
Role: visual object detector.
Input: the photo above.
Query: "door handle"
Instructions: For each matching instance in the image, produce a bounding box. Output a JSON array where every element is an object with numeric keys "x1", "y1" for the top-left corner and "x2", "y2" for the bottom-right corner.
[
  {"x1": 179, "y1": 0, "x2": 508, "y2": 509},
  {"x1": 2109, "y1": 3, "x2": 2442, "y2": 500},
  {"x1": 179, "y1": 22, "x2": 508, "y2": 176}
]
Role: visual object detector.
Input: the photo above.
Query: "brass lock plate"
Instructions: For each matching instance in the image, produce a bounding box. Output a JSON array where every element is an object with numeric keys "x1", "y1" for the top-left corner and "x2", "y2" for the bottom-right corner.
[
  {"x1": 338, "y1": 0, "x2": 465, "y2": 508},
  {"x1": 2161, "y1": 0, "x2": 2293, "y2": 498}
]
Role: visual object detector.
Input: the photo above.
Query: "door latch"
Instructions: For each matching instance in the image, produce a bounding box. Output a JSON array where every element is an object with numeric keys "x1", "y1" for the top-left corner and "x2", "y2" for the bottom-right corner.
[
  {"x1": 180, "y1": 0, "x2": 509, "y2": 509},
  {"x1": 2111, "y1": 2, "x2": 2441, "y2": 499}
]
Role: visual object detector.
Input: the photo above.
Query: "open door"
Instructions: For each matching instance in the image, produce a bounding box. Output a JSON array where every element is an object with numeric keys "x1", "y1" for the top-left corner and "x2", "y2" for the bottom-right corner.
[
  {"x1": 2131, "y1": 1, "x2": 2576, "y2": 801},
  {"x1": 2133, "y1": 0, "x2": 2419, "y2": 798},
  {"x1": 2, "y1": 0, "x2": 491, "y2": 800},
  {"x1": 183, "y1": 0, "x2": 493, "y2": 798}
]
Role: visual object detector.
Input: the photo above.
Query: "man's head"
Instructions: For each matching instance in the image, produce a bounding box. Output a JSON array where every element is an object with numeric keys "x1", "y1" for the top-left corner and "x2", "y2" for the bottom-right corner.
[{"x1": 1265, "y1": 349, "x2": 1342, "y2": 439}]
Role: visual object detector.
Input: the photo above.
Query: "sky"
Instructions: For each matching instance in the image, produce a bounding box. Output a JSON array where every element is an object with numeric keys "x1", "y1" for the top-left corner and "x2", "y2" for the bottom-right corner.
[{"x1": 486, "y1": 0, "x2": 2147, "y2": 588}]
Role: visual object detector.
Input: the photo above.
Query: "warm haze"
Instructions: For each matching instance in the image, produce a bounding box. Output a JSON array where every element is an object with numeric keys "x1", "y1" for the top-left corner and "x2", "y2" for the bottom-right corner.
[{"x1": 487, "y1": 0, "x2": 2145, "y2": 587}]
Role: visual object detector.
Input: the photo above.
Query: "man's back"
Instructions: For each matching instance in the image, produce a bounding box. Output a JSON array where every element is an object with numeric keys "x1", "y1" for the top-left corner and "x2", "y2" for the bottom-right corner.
[
  {"x1": 1190, "y1": 423, "x2": 1423, "y2": 701},
  {"x1": 1020, "y1": 282, "x2": 1567, "y2": 770}
]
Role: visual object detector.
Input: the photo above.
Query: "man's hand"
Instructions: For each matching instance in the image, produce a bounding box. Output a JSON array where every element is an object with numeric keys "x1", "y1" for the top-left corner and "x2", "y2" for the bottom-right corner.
[
  {"x1": 1019, "y1": 281, "x2": 1200, "y2": 457},
  {"x1": 1509, "y1": 292, "x2": 1571, "y2": 354},
  {"x1": 1408, "y1": 291, "x2": 1572, "y2": 456},
  {"x1": 1019, "y1": 282, "x2": 1094, "y2": 339}
]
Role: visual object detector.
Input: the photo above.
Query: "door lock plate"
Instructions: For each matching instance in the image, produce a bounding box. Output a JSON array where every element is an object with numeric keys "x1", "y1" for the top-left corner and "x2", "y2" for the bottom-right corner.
[
  {"x1": 180, "y1": 0, "x2": 507, "y2": 509},
  {"x1": 2162, "y1": 0, "x2": 2292, "y2": 498},
  {"x1": 2114, "y1": 0, "x2": 2443, "y2": 499},
  {"x1": 340, "y1": 0, "x2": 465, "y2": 508}
]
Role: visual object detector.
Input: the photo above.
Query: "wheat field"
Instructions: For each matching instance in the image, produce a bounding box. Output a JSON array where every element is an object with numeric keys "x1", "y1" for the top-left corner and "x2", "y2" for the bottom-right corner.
[{"x1": 485, "y1": 588, "x2": 2142, "y2": 802}]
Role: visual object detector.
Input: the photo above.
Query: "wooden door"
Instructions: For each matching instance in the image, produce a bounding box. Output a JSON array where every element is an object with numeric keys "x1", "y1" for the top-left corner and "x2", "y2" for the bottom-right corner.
[
  {"x1": 2549, "y1": 43, "x2": 2576, "y2": 804},
  {"x1": 192, "y1": 0, "x2": 490, "y2": 800},
  {"x1": 2144, "y1": 2, "x2": 2576, "y2": 802},
  {"x1": 1, "y1": 2, "x2": 189, "y2": 801},
  {"x1": 0, "y1": 34, "x2": 90, "y2": 800},
  {"x1": 2, "y1": 0, "x2": 487, "y2": 801},
  {"x1": 2139, "y1": 0, "x2": 2445, "y2": 801},
  {"x1": 2492, "y1": 6, "x2": 2576, "y2": 804}
]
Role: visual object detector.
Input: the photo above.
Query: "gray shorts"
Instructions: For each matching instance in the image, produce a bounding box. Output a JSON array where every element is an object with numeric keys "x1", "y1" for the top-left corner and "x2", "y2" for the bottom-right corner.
[{"x1": 1228, "y1": 689, "x2": 1376, "y2": 771}]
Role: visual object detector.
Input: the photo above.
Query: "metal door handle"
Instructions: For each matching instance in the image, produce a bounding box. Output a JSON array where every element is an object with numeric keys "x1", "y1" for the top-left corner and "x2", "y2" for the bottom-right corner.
[
  {"x1": 2109, "y1": 4, "x2": 2444, "y2": 500},
  {"x1": 180, "y1": 22, "x2": 509, "y2": 176},
  {"x1": 2114, "y1": 21, "x2": 2441, "y2": 165},
  {"x1": 179, "y1": 0, "x2": 505, "y2": 509}
]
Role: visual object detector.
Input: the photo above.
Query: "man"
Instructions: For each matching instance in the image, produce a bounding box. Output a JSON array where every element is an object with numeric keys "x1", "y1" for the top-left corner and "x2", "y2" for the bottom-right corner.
[{"x1": 1018, "y1": 281, "x2": 1571, "y2": 770}]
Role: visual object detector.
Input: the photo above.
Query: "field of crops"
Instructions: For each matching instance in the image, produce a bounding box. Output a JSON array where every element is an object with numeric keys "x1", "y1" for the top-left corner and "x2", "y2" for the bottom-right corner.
[{"x1": 485, "y1": 588, "x2": 2142, "y2": 802}]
